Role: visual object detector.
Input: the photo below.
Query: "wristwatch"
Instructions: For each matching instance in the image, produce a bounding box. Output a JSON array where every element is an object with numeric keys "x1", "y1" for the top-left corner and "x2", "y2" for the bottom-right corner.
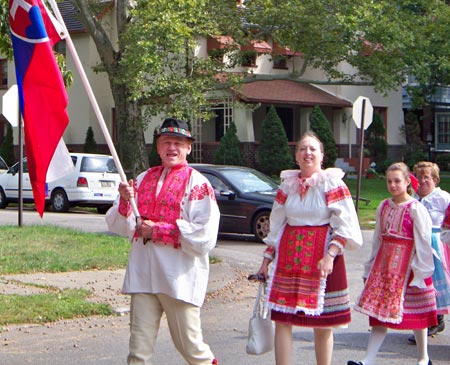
[{"x1": 327, "y1": 250, "x2": 337, "y2": 258}]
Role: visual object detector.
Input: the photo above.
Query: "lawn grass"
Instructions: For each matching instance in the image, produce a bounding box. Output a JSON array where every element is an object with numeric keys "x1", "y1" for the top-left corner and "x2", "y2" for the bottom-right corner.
[
  {"x1": 0, "y1": 225, "x2": 130, "y2": 275},
  {"x1": 0, "y1": 288, "x2": 113, "y2": 326}
]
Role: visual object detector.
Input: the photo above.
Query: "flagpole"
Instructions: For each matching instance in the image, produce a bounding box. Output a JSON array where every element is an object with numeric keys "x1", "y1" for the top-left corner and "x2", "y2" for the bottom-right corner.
[{"x1": 47, "y1": 0, "x2": 140, "y2": 220}]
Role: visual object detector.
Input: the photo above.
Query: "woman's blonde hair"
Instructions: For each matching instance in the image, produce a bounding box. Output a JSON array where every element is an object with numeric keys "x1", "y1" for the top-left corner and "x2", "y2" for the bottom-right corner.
[
  {"x1": 413, "y1": 161, "x2": 440, "y2": 184},
  {"x1": 295, "y1": 131, "x2": 324, "y2": 153}
]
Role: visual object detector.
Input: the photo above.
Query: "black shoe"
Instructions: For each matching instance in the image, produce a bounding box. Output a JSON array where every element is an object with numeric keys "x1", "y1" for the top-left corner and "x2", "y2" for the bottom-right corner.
[
  {"x1": 428, "y1": 315, "x2": 445, "y2": 336},
  {"x1": 408, "y1": 334, "x2": 416, "y2": 344},
  {"x1": 347, "y1": 361, "x2": 364, "y2": 365}
]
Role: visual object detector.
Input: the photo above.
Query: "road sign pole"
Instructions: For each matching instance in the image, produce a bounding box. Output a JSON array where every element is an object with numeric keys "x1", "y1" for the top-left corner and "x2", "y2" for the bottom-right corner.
[{"x1": 355, "y1": 98, "x2": 366, "y2": 213}]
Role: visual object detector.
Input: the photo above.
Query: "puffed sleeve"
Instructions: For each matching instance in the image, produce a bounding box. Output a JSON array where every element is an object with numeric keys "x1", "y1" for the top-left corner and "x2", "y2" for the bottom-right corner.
[
  {"x1": 263, "y1": 170, "x2": 296, "y2": 251},
  {"x1": 325, "y1": 174, "x2": 363, "y2": 251},
  {"x1": 441, "y1": 204, "x2": 450, "y2": 246},
  {"x1": 409, "y1": 202, "x2": 434, "y2": 288},
  {"x1": 177, "y1": 170, "x2": 220, "y2": 257},
  {"x1": 363, "y1": 201, "x2": 384, "y2": 278}
]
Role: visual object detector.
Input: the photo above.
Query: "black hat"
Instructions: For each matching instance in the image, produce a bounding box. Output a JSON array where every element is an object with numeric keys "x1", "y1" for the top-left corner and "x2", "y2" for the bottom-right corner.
[{"x1": 157, "y1": 118, "x2": 195, "y2": 141}]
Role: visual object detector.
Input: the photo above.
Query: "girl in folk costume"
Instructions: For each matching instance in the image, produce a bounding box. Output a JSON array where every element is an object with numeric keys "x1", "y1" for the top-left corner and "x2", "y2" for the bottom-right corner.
[
  {"x1": 257, "y1": 131, "x2": 363, "y2": 365},
  {"x1": 348, "y1": 162, "x2": 436, "y2": 365},
  {"x1": 441, "y1": 203, "x2": 450, "y2": 247}
]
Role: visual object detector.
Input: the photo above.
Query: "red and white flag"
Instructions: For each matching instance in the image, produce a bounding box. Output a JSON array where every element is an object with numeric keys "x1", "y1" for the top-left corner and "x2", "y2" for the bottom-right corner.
[{"x1": 9, "y1": 0, "x2": 73, "y2": 216}]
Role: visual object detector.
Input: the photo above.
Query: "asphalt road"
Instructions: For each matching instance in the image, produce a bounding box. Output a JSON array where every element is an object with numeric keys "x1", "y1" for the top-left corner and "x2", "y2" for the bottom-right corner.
[{"x1": 0, "y1": 208, "x2": 449, "y2": 364}]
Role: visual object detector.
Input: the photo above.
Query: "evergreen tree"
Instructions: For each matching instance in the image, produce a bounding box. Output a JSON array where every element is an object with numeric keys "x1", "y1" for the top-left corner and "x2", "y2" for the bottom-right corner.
[
  {"x1": 148, "y1": 128, "x2": 161, "y2": 167},
  {"x1": 309, "y1": 106, "x2": 337, "y2": 168},
  {"x1": 0, "y1": 123, "x2": 15, "y2": 165},
  {"x1": 365, "y1": 113, "x2": 388, "y2": 172},
  {"x1": 83, "y1": 126, "x2": 98, "y2": 153},
  {"x1": 258, "y1": 106, "x2": 293, "y2": 177},
  {"x1": 214, "y1": 121, "x2": 242, "y2": 165}
]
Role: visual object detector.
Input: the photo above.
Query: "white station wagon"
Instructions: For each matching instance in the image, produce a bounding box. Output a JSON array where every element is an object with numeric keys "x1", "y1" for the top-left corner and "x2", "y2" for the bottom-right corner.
[{"x1": 0, "y1": 153, "x2": 121, "y2": 213}]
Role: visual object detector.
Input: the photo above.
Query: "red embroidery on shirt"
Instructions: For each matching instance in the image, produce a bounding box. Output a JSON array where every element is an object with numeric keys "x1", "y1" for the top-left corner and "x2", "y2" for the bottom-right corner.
[
  {"x1": 325, "y1": 185, "x2": 352, "y2": 205},
  {"x1": 189, "y1": 183, "x2": 216, "y2": 201},
  {"x1": 135, "y1": 165, "x2": 192, "y2": 248},
  {"x1": 275, "y1": 189, "x2": 287, "y2": 204}
]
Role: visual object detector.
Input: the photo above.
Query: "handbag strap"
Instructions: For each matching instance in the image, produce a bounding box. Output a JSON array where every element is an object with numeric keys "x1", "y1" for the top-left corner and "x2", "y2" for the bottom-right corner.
[{"x1": 252, "y1": 282, "x2": 265, "y2": 315}]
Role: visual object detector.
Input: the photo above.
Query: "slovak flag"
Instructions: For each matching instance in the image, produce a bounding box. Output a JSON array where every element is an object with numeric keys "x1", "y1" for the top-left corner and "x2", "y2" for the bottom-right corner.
[{"x1": 9, "y1": 0, "x2": 73, "y2": 216}]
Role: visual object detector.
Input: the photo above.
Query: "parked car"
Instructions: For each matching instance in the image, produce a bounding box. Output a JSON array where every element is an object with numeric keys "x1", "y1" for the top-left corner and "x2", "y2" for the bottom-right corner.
[
  {"x1": 0, "y1": 156, "x2": 8, "y2": 175},
  {"x1": 191, "y1": 164, "x2": 279, "y2": 242},
  {"x1": 0, "y1": 153, "x2": 121, "y2": 213}
]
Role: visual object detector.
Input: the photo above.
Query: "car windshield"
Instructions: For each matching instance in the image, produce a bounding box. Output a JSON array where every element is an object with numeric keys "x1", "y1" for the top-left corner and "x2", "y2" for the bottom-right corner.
[
  {"x1": 80, "y1": 156, "x2": 118, "y2": 173},
  {"x1": 221, "y1": 169, "x2": 278, "y2": 193}
]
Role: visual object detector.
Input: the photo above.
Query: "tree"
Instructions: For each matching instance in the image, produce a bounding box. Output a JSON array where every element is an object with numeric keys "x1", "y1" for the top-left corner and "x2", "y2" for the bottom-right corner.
[
  {"x1": 258, "y1": 106, "x2": 293, "y2": 177},
  {"x1": 72, "y1": 0, "x2": 245, "y2": 176},
  {"x1": 214, "y1": 122, "x2": 242, "y2": 165},
  {"x1": 309, "y1": 106, "x2": 337, "y2": 168},
  {"x1": 365, "y1": 113, "x2": 388, "y2": 172},
  {"x1": 83, "y1": 126, "x2": 98, "y2": 153},
  {"x1": 0, "y1": 123, "x2": 15, "y2": 165},
  {"x1": 402, "y1": 111, "x2": 427, "y2": 169},
  {"x1": 4, "y1": 0, "x2": 450, "y2": 174}
]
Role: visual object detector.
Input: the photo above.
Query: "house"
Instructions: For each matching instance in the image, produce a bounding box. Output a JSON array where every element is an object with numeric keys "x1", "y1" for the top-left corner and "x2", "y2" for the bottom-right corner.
[{"x1": 0, "y1": 1, "x2": 405, "y2": 170}]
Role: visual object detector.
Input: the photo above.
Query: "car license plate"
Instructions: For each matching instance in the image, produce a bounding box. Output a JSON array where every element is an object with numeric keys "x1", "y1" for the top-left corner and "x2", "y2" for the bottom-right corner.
[{"x1": 100, "y1": 180, "x2": 114, "y2": 188}]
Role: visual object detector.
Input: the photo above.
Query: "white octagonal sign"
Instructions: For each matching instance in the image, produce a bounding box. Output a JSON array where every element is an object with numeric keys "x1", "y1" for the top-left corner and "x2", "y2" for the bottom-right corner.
[{"x1": 352, "y1": 96, "x2": 373, "y2": 130}]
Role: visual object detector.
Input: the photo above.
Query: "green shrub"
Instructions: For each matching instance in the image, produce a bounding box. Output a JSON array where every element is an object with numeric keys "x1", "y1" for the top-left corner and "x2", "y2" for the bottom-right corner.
[
  {"x1": 82, "y1": 126, "x2": 98, "y2": 153},
  {"x1": 214, "y1": 121, "x2": 242, "y2": 165},
  {"x1": 0, "y1": 123, "x2": 15, "y2": 165},
  {"x1": 309, "y1": 106, "x2": 337, "y2": 168},
  {"x1": 258, "y1": 106, "x2": 293, "y2": 177}
]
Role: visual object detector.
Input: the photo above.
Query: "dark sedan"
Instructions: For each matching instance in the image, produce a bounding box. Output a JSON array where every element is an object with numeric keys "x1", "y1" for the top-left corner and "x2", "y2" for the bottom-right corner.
[{"x1": 191, "y1": 164, "x2": 278, "y2": 242}]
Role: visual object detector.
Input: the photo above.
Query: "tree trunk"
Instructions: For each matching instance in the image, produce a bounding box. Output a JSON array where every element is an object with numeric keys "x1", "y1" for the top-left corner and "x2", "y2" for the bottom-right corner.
[{"x1": 111, "y1": 84, "x2": 148, "y2": 178}]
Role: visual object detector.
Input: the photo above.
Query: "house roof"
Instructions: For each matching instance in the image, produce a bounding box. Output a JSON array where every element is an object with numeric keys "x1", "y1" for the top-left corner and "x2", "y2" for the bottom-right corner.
[
  {"x1": 58, "y1": 0, "x2": 86, "y2": 33},
  {"x1": 58, "y1": 0, "x2": 114, "y2": 33},
  {"x1": 237, "y1": 80, "x2": 352, "y2": 108}
]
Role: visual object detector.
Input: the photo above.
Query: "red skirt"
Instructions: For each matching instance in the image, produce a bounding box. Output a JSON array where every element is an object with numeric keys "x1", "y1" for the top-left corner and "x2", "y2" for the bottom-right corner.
[
  {"x1": 271, "y1": 254, "x2": 351, "y2": 327},
  {"x1": 369, "y1": 276, "x2": 437, "y2": 330}
]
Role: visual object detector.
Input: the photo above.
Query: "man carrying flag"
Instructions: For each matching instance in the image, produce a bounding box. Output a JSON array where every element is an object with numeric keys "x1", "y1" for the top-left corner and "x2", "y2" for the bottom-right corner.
[{"x1": 8, "y1": 0, "x2": 72, "y2": 216}]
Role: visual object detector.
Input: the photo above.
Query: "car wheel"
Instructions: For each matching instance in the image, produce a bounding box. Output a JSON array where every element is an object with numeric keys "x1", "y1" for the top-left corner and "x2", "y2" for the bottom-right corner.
[
  {"x1": 96, "y1": 205, "x2": 111, "y2": 214},
  {"x1": 0, "y1": 187, "x2": 8, "y2": 209},
  {"x1": 51, "y1": 189, "x2": 70, "y2": 212},
  {"x1": 253, "y1": 211, "x2": 271, "y2": 242}
]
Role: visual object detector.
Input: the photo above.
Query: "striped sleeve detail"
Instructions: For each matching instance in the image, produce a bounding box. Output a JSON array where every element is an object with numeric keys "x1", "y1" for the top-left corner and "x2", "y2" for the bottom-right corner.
[
  {"x1": 325, "y1": 185, "x2": 352, "y2": 205},
  {"x1": 275, "y1": 189, "x2": 287, "y2": 205},
  {"x1": 329, "y1": 235, "x2": 346, "y2": 250}
]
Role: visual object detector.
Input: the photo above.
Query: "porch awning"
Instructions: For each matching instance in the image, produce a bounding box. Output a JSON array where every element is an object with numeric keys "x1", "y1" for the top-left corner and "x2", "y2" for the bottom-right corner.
[{"x1": 237, "y1": 80, "x2": 352, "y2": 108}]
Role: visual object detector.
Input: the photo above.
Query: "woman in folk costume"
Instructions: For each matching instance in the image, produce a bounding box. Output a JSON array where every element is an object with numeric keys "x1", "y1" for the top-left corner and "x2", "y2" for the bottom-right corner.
[
  {"x1": 407, "y1": 161, "x2": 450, "y2": 342},
  {"x1": 256, "y1": 131, "x2": 363, "y2": 365},
  {"x1": 349, "y1": 162, "x2": 436, "y2": 365}
]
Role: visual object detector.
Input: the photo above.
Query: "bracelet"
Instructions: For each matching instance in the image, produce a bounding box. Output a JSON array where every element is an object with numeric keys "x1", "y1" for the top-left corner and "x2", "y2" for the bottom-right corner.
[{"x1": 327, "y1": 250, "x2": 337, "y2": 258}]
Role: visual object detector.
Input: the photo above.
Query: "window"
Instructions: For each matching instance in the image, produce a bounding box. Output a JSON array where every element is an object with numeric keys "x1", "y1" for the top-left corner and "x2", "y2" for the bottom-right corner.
[
  {"x1": 436, "y1": 113, "x2": 450, "y2": 147},
  {"x1": 273, "y1": 55, "x2": 288, "y2": 69},
  {"x1": 210, "y1": 97, "x2": 233, "y2": 142},
  {"x1": 241, "y1": 50, "x2": 257, "y2": 67},
  {"x1": 0, "y1": 59, "x2": 7, "y2": 88}
]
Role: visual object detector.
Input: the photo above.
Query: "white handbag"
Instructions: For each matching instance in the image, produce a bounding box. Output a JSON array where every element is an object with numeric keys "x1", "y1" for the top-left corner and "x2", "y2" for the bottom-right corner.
[{"x1": 246, "y1": 282, "x2": 274, "y2": 355}]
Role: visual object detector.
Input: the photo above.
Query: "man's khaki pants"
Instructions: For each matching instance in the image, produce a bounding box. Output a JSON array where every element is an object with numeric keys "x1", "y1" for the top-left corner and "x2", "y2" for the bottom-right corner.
[{"x1": 127, "y1": 293, "x2": 215, "y2": 365}]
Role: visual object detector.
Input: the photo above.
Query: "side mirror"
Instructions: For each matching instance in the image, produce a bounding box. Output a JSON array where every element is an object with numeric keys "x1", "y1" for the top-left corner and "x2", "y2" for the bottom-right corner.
[{"x1": 220, "y1": 190, "x2": 236, "y2": 200}]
